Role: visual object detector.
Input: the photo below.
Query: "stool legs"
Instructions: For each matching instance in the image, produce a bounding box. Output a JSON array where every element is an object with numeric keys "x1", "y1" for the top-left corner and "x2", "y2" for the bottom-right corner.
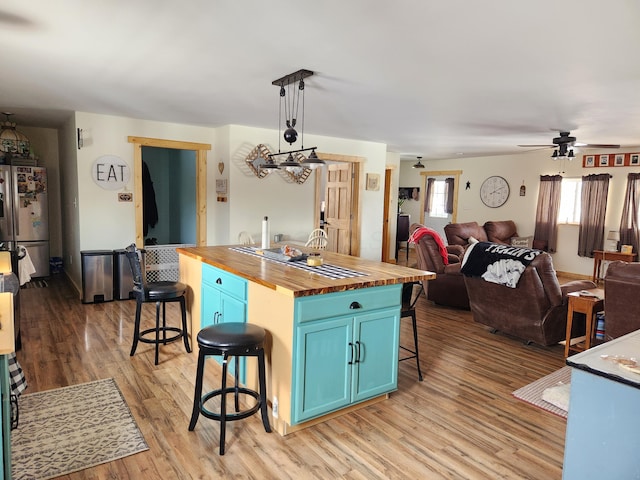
[
  {"x1": 180, "y1": 296, "x2": 191, "y2": 354},
  {"x1": 188, "y1": 350, "x2": 206, "y2": 431},
  {"x1": 399, "y1": 308, "x2": 423, "y2": 381},
  {"x1": 130, "y1": 296, "x2": 190, "y2": 365},
  {"x1": 257, "y1": 349, "x2": 271, "y2": 432},
  {"x1": 130, "y1": 300, "x2": 143, "y2": 357},
  {"x1": 189, "y1": 346, "x2": 271, "y2": 455},
  {"x1": 409, "y1": 310, "x2": 423, "y2": 381}
]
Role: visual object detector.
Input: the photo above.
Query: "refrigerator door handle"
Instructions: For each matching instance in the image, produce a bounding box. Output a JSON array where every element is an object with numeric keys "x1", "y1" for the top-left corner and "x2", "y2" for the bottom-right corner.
[{"x1": 12, "y1": 171, "x2": 19, "y2": 237}]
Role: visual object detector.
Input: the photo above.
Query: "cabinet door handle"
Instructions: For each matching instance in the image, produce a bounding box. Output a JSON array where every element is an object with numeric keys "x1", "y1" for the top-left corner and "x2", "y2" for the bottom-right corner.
[
  {"x1": 349, "y1": 301, "x2": 362, "y2": 309},
  {"x1": 355, "y1": 340, "x2": 362, "y2": 363},
  {"x1": 216, "y1": 278, "x2": 222, "y2": 284},
  {"x1": 348, "y1": 342, "x2": 355, "y2": 365}
]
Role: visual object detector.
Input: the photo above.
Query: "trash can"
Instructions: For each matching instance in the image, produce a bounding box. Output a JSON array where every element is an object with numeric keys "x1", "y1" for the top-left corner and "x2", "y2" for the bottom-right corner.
[
  {"x1": 81, "y1": 250, "x2": 114, "y2": 304},
  {"x1": 113, "y1": 249, "x2": 136, "y2": 300}
]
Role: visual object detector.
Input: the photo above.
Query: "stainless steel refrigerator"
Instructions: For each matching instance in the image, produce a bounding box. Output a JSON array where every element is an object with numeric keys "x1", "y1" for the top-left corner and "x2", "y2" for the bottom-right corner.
[{"x1": 0, "y1": 164, "x2": 49, "y2": 277}]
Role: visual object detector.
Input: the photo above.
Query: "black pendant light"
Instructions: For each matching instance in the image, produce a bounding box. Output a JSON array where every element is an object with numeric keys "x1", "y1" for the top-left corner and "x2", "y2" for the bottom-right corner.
[
  {"x1": 413, "y1": 156, "x2": 425, "y2": 169},
  {"x1": 269, "y1": 69, "x2": 324, "y2": 169}
]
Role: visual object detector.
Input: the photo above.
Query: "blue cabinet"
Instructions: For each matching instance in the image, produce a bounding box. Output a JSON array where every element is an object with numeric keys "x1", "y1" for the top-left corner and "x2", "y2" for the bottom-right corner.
[
  {"x1": 292, "y1": 285, "x2": 401, "y2": 424},
  {"x1": 201, "y1": 264, "x2": 248, "y2": 382},
  {"x1": 201, "y1": 264, "x2": 247, "y2": 327}
]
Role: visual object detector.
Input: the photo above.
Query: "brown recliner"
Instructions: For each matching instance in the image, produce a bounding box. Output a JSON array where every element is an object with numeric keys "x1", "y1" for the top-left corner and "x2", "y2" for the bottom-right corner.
[
  {"x1": 463, "y1": 252, "x2": 596, "y2": 346},
  {"x1": 410, "y1": 224, "x2": 469, "y2": 309},
  {"x1": 604, "y1": 261, "x2": 640, "y2": 341}
]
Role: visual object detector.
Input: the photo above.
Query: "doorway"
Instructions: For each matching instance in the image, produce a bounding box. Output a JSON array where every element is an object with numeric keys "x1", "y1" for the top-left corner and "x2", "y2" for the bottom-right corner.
[
  {"x1": 142, "y1": 146, "x2": 196, "y2": 245},
  {"x1": 313, "y1": 152, "x2": 363, "y2": 256},
  {"x1": 128, "y1": 136, "x2": 210, "y2": 248}
]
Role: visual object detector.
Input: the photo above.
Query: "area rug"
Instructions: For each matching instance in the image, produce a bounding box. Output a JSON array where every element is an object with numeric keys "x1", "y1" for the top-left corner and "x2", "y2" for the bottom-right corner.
[
  {"x1": 512, "y1": 366, "x2": 572, "y2": 419},
  {"x1": 11, "y1": 378, "x2": 149, "y2": 480}
]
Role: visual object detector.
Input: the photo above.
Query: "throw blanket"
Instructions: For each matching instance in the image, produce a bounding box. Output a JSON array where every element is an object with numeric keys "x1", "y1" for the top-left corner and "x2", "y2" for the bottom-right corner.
[
  {"x1": 409, "y1": 227, "x2": 448, "y2": 265},
  {"x1": 461, "y1": 241, "x2": 542, "y2": 288}
]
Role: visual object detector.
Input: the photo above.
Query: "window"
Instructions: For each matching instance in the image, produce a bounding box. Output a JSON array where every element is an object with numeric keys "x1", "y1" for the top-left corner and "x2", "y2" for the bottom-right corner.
[
  {"x1": 558, "y1": 177, "x2": 582, "y2": 224},
  {"x1": 428, "y1": 180, "x2": 448, "y2": 218}
]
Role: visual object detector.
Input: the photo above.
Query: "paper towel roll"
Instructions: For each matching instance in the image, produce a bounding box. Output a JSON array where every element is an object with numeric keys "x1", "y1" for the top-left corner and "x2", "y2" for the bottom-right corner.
[{"x1": 262, "y1": 216, "x2": 270, "y2": 249}]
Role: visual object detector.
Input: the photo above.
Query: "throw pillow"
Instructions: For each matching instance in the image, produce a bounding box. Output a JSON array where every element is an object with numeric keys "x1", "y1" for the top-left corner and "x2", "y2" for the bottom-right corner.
[{"x1": 511, "y1": 236, "x2": 533, "y2": 248}]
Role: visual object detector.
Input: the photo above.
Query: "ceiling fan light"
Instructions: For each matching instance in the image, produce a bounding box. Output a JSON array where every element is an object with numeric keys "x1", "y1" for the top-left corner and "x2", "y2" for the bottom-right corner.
[
  {"x1": 567, "y1": 149, "x2": 575, "y2": 159},
  {"x1": 551, "y1": 150, "x2": 559, "y2": 159}
]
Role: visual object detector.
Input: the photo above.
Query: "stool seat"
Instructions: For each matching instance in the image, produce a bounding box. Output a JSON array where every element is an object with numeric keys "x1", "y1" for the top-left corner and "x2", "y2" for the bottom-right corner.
[
  {"x1": 145, "y1": 281, "x2": 187, "y2": 300},
  {"x1": 197, "y1": 323, "x2": 265, "y2": 350}
]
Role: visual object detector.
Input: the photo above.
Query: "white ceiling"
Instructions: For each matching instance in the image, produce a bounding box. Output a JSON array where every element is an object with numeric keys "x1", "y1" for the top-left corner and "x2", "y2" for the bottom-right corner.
[{"x1": 2, "y1": 1, "x2": 640, "y2": 161}]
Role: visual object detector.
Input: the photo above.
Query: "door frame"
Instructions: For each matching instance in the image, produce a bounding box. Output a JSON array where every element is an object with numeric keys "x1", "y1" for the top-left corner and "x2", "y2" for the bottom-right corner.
[
  {"x1": 313, "y1": 152, "x2": 363, "y2": 257},
  {"x1": 128, "y1": 136, "x2": 211, "y2": 248}
]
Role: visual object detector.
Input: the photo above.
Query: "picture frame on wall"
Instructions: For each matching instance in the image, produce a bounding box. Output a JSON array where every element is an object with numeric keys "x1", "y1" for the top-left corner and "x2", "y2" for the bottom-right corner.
[
  {"x1": 584, "y1": 155, "x2": 595, "y2": 167},
  {"x1": 366, "y1": 173, "x2": 380, "y2": 191},
  {"x1": 615, "y1": 154, "x2": 625, "y2": 166},
  {"x1": 632, "y1": 154, "x2": 640, "y2": 166},
  {"x1": 599, "y1": 154, "x2": 610, "y2": 166}
]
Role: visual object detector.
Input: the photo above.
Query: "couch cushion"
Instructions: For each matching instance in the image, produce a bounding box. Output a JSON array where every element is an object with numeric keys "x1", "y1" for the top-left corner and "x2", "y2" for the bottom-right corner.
[
  {"x1": 484, "y1": 220, "x2": 518, "y2": 244},
  {"x1": 444, "y1": 222, "x2": 488, "y2": 246}
]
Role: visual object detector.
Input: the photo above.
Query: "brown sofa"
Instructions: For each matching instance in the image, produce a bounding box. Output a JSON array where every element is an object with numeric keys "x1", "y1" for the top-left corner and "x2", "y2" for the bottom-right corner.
[
  {"x1": 604, "y1": 261, "x2": 640, "y2": 341},
  {"x1": 410, "y1": 224, "x2": 469, "y2": 309},
  {"x1": 463, "y1": 251, "x2": 596, "y2": 346},
  {"x1": 444, "y1": 220, "x2": 519, "y2": 247}
]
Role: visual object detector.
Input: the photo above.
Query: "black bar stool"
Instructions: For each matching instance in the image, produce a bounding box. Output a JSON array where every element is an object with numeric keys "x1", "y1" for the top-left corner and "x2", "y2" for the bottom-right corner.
[
  {"x1": 399, "y1": 281, "x2": 424, "y2": 381},
  {"x1": 188, "y1": 322, "x2": 271, "y2": 455},
  {"x1": 125, "y1": 244, "x2": 191, "y2": 365}
]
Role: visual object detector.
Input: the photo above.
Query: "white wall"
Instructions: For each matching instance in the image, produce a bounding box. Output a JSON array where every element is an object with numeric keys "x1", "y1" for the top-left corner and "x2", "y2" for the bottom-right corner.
[
  {"x1": 227, "y1": 125, "x2": 388, "y2": 260},
  {"x1": 64, "y1": 113, "x2": 389, "y2": 292},
  {"x1": 407, "y1": 149, "x2": 638, "y2": 277}
]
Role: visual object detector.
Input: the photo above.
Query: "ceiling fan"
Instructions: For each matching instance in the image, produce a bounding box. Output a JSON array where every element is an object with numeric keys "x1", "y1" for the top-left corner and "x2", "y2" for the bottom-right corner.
[{"x1": 519, "y1": 131, "x2": 620, "y2": 159}]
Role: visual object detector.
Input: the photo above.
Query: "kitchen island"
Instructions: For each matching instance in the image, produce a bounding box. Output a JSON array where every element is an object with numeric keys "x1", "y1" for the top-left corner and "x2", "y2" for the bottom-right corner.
[{"x1": 177, "y1": 245, "x2": 434, "y2": 435}]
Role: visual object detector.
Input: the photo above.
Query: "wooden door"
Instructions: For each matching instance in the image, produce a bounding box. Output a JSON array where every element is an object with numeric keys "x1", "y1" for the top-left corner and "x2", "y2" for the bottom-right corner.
[{"x1": 324, "y1": 163, "x2": 354, "y2": 254}]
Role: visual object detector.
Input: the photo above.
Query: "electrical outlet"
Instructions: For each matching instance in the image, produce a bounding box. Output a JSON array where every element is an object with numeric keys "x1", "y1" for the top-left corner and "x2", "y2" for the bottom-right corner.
[{"x1": 272, "y1": 396, "x2": 278, "y2": 418}]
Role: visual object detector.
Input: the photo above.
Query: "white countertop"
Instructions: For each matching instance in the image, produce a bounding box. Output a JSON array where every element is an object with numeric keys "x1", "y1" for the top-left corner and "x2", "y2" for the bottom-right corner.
[{"x1": 566, "y1": 329, "x2": 640, "y2": 389}]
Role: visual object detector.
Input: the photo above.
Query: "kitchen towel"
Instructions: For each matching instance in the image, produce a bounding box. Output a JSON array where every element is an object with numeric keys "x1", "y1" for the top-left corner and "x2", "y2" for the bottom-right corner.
[{"x1": 18, "y1": 246, "x2": 36, "y2": 286}]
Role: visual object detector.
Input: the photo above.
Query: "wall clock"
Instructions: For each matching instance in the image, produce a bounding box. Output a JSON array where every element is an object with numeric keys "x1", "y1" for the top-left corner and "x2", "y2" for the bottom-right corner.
[{"x1": 480, "y1": 176, "x2": 510, "y2": 208}]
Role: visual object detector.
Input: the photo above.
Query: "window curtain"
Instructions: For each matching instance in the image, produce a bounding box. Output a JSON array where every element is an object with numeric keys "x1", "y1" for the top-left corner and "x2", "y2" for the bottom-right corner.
[
  {"x1": 533, "y1": 175, "x2": 562, "y2": 253},
  {"x1": 619, "y1": 173, "x2": 640, "y2": 253},
  {"x1": 445, "y1": 177, "x2": 454, "y2": 214},
  {"x1": 424, "y1": 177, "x2": 435, "y2": 214},
  {"x1": 578, "y1": 174, "x2": 610, "y2": 257}
]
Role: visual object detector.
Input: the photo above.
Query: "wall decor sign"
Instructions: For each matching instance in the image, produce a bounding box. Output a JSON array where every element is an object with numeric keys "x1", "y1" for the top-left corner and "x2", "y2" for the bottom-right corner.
[
  {"x1": 92, "y1": 155, "x2": 131, "y2": 190},
  {"x1": 583, "y1": 153, "x2": 640, "y2": 168}
]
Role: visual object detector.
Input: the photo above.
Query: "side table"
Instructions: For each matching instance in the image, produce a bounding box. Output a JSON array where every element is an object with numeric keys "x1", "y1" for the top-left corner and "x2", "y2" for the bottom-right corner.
[
  {"x1": 592, "y1": 250, "x2": 636, "y2": 283},
  {"x1": 564, "y1": 288, "x2": 604, "y2": 358}
]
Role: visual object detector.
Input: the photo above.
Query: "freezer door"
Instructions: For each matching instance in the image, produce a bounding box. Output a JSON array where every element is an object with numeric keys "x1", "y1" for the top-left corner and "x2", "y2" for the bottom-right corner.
[
  {"x1": 13, "y1": 166, "x2": 48, "y2": 242},
  {"x1": 19, "y1": 241, "x2": 50, "y2": 278},
  {"x1": 0, "y1": 165, "x2": 14, "y2": 242}
]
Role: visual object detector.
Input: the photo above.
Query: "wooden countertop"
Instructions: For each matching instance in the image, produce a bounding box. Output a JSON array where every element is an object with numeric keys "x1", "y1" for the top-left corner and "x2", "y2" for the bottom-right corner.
[{"x1": 178, "y1": 245, "x2": 435, "y2": 297}]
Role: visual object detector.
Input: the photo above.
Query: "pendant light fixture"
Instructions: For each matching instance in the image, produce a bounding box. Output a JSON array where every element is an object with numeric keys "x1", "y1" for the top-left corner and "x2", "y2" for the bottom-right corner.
[
  {"x1": 0, "y1": 112, "x2": 31, "y2": 159},
  {"x1": 412, "y1": 156, "x2": 425, "y2": 169},
  {"x1": 267, "y1": 69, "x2": 325, "y2": 171}
]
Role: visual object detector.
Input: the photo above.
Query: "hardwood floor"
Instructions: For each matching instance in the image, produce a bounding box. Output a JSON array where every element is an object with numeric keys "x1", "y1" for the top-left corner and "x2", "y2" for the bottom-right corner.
[{"x1": 14, "y1": 268, "x2": 568, "y2": 479}]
